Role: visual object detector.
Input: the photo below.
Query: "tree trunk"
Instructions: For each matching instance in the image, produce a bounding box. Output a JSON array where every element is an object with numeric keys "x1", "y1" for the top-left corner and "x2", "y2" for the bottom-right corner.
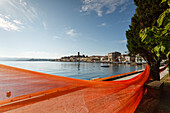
[
  {"x1": 169, "y1": 63, "x2": 170, "y2": 76},
  {"x1": 168, "y1": 55, "x2": 170, "y2": 76},
  {"x1": 149, "y1": 61, "x2": 161, "y2": 81}
]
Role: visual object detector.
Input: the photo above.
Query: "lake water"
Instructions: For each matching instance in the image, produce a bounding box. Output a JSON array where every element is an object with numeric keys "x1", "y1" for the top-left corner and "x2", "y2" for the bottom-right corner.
[{"x1": 0, "y1": 61, "x2": 145, "y2": 80}]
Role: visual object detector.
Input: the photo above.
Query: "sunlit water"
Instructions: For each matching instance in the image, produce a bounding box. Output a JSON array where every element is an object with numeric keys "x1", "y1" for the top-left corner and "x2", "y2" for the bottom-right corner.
[{"x1": 0, "y1": 61, "x2": 145, "y2": 80}]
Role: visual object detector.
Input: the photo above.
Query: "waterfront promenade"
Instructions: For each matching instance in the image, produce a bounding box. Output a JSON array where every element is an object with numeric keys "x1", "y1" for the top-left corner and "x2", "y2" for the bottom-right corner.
[{"x1": 115, "y1": 66, "x2": 168, "y2": 81}]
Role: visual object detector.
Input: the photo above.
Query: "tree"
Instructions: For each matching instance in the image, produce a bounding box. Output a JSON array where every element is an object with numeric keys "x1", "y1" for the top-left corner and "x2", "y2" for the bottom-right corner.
[
  {"x1": 140, "y1": 0, "x2": 170, "y2": 76},
  {"x1": 126, "y1": 0, "x2": 169, "y2": 80}
]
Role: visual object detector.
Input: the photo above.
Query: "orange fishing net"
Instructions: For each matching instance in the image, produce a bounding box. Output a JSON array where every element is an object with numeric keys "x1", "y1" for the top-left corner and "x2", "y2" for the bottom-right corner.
[{"x1": 0, "y1": 64, "x2": 167, "y2": 113}]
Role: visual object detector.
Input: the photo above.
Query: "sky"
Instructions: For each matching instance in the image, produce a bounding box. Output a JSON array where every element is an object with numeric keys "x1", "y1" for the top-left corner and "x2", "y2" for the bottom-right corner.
[{"x1": 0, "y1": 0, "x2": 136, "y2": 58}]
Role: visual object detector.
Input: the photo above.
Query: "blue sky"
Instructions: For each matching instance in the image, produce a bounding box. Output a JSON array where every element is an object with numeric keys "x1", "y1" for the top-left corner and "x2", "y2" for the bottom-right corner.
[{"x1": 0, "y1": 0, "x2": 136, "y2": 58}]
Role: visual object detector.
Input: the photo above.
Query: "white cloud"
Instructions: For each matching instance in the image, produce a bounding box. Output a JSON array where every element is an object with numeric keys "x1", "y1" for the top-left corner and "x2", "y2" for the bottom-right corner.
[
  {"x1": 99, "y1": 22, "x2": 106, "y2": 27},
  {"x1": 119, "y1": 2, "x2": 132, "y2": 13},
  {"x1": 0, "y1": 0, "x2": 39, "y2": 24},
  {"x1": 0, "y1": 0, "x2": 40, "y2": 31},
  {"x1": 42, "y1": 22, "x2": 47, "y2": 30},
  {"x1": 66, "y1": 29, "x2": 78, "y2": 37},
  {"x1": 0, "y1": 17, "x2": 19, "y2": 31},
  {"x1": 13, "y1": 20, "x2": 22, "y2": 24},
  {"x1": 5, "y1": 16, "x2": 10, "y2": 20},
  {"x1": 0, "y1": 14, "x2": 24, "y2": 31},
  {"x1": 80, "y1": 0, "x2": 130, "y2": 16},
  {"x1": 119, "y1": 5, "x2": 127, "y2": 13},
  {"x1": 53, "y1": 35, "x2": 61, "y2": 39},
  {"x1": 119, "y1": 40, "x2": 127, "y2": 43}
]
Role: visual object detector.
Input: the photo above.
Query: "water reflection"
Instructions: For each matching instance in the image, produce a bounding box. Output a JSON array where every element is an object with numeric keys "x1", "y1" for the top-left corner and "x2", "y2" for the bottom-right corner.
[
  {"x1": 0, "y1": 61, "x2": 145, "y2": 80},
  {"x1": 78, "y1": 62, "x2": 80, "y2": 71}
]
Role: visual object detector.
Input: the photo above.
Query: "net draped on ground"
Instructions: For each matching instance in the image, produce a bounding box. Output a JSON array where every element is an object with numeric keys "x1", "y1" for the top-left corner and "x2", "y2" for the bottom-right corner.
[{"x1": 0, "y1": 64, "x2": 167, "y2": 113}]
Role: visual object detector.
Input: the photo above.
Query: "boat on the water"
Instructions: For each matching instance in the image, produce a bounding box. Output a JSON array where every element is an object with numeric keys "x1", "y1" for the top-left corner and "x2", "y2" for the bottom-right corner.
[
  {"x1": 101, "y1": 65, "x2": 110, "y2": 67},
  {"x1": 136, "y1": 62, "x2": 142, "y2": 65}
]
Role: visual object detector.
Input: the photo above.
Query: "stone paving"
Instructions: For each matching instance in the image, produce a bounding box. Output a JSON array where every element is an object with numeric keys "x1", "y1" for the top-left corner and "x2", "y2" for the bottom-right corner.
[{"x1": 115, "y1": 66, "x2": 168, "y2": 81}]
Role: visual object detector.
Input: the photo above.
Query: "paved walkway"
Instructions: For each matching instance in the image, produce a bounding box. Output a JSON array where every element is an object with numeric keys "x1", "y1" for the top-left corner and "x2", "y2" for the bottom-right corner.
[
  {"x1": 114, "y1": 71, "x2": 143, "y2": 80},
  {"x1": 135, "y1": 70, "x2": 170, "y2": 113},
  {"x1": 160, "y1": 68, "x2": 169, "y2": 79},
  {"x1": 156, "y1": 74, "x2": 170, "y2": 112},
  {"x1": 115, "y1": 66, "x2": 168, "y2": 81}
]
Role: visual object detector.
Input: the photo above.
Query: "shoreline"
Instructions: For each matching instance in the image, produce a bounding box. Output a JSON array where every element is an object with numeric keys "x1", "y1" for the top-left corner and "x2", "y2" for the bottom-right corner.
[
  {"x1": 53, "y1": 60, "x2": 147, "y2": 65},
  {"x1": 1, "y1": 60, "x2": 147, "y2": 65}
]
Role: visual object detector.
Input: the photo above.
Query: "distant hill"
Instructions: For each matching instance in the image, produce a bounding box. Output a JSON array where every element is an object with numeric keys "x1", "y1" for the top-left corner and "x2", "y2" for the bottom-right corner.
[{"x1": 0, "y1": 57, "x2": 55, "y2": 61}]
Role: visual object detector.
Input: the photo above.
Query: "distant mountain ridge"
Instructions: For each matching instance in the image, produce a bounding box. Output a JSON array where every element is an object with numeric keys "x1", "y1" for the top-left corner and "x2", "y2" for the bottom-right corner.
[{"x1": 0, "y1": 57, "x2": 55, "y2": 61}]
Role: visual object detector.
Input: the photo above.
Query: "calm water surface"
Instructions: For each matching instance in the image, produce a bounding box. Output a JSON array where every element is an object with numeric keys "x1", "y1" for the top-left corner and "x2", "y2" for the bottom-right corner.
[{"x1": 0, "y1": 61, "x2": 145, "y2": 80}]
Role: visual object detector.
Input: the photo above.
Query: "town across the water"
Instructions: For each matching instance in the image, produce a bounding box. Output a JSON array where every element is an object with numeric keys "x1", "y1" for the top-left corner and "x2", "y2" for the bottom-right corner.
[{"x1": 56, "y1": 52, "x2": 146, "y2": 64}]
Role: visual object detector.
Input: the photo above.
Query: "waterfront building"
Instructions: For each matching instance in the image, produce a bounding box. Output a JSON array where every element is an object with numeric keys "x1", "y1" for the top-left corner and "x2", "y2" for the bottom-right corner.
[
  {"x1": 135, "y1": 54, "x2": 145, "y2": 63},
  {"x1": 78, "y1": 52, "x2": 80, "y2": 57},
  {"x1": 130, "y1": 56, "x2": 136, "y2": 62},
  {"x1": 108, "y1": 52, "x2": 121, "y2": 62},
  {"x1": 117, "y1": 54, "x2": 130, "y2": 62},
  {"x1": 80, "y1": 57, "x2": 88, "y2": 62},
  {"x1": 60, "y1": 56, "x2": 71, "y2": 62},
  {"x1": 100, "y1": 56, "x2": 108, "y2": 62},
  {"x1": 89, "y1": 56, "x2": 102, "y2": 62},
  {"x1": 85, "y1": 57, "x2": 92, "y2": 62},
  {"x1": 117, "y1": 54, "x2": 144, "y2": 63},
  {"x1": 70, "y1": 56, "x2": 77, "y2": 62},
  {"x1": 60, "y1": 52, "x2": 86, "y2": 62}
]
